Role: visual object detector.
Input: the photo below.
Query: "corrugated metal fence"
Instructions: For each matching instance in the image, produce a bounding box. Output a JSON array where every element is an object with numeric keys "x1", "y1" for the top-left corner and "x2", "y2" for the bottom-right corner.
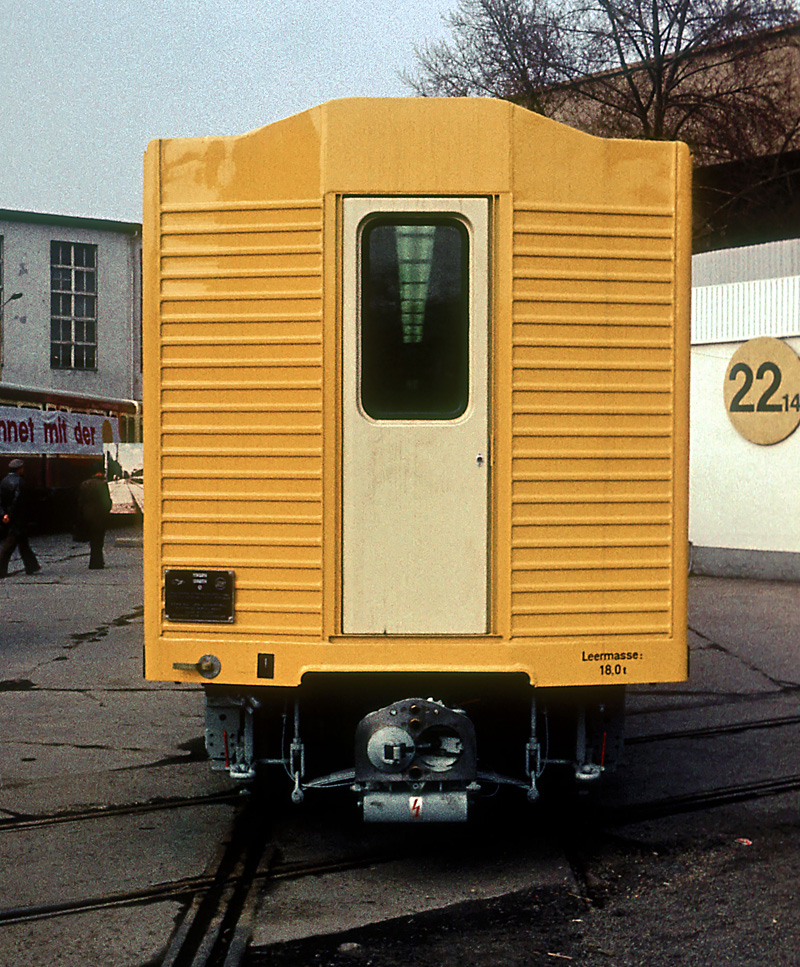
[
  {"x1": 692, "y1": 275, "x2": 800, "y2": 344},
  {"x1": 692, "y1": 237, "x2": 800, "y2": 345}
]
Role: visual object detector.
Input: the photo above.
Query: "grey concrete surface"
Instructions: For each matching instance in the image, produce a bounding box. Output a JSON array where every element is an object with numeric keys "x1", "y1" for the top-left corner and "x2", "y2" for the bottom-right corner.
[
  {"x1": 0, "y1": 904, "x2": 185, "y2": 967},
  {"x1": 691, "y1": 544, "x2": 800, "y2": 582},
  {"x1": 0, "y1": 528, "x2": 237, "y2": 967},
  {"x1": 597, "y1": 576, "x2": 800, "y2": 810},
  {"x1": 3, "y1": 533, "x2": 800, "y2": 967},
  {"x1": 255, "y1": 831, "x2": 576, "y2": 946},
  {"x1": 0, "y1": 805, "x2": 233, "y2": 909},
  {"x1": 251, "y1": 576, "x2": 800, "y2": 966}
]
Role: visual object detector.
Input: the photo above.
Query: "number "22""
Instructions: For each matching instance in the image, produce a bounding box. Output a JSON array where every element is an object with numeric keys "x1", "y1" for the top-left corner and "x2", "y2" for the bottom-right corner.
[{"x1": 729, "y1": 362, "x2": 782, "y2": 412}]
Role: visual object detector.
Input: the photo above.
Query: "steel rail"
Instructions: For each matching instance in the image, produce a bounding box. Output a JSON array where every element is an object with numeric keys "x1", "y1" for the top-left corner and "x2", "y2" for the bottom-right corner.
[
  {"x1": 6, "y1": 770, "x2": 800, "y2": 938},
  {"x1": 627, "y1": 712, "x2": 800, "y2": 746},
  {"x1": 0, "y1": 844, "x2": 419, "y2": 930},
  {"x1": 159, "y1": 789, "x2": 274, "y2": 967},
  {"x1": 606, "y1": 772, "x2": 800, "y2": 826},
  {"x1": 0, "y1": 790, "x2": 241, "y2": 833},
  {"x1": 0, "y1": 874, "x2": 213, "y2": 926}
]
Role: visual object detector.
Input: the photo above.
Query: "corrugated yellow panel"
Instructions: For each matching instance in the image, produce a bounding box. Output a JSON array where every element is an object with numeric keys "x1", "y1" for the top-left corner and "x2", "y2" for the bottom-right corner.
[
  {"x1": 510, "y1": 201, "x2": 678, "y2": 641},
  {"x1": 153, "y1": 201, "x2": 324, "y2": 646}
]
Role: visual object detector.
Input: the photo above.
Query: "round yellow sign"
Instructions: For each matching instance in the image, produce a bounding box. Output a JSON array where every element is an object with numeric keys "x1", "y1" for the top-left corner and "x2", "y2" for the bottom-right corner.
[{"x1": 724, "y1": 337, "x2": 800, "y2": 445}]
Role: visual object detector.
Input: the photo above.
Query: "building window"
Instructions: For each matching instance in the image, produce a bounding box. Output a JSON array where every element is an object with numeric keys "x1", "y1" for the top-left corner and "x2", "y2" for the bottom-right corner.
[{"x1": 50, "y1": 241, "x2": 97, "y2": 370}]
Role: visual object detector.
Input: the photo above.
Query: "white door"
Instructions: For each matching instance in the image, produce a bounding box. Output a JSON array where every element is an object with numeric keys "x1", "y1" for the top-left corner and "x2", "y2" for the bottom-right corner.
[{"x1": 342, "y1": 197, "x2": 489, "y2": 635}]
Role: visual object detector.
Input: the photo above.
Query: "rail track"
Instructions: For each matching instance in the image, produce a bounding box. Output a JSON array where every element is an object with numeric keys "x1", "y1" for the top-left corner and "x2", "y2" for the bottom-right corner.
[
  {"x1": 159, "y1": 788, "x2": 273, "y2": 967},
  {"x1": 605, "y1": 771, "x2": 800, "y2": 826},
  {"x1": 4, "y1": 711, "x2": 800, "y2": 962},
  {"x1": 627, "y1": 711, "x2": 800, "y2": 746},
  {"x1": 0, "y1": 787, "x2": 274, "y2": 967},
  {"x1": 2, "y1": 770, "x2": 800, "y2": 956},
  {"x1": 0, "y1": 789, "x2": 241, "y2": 833}
]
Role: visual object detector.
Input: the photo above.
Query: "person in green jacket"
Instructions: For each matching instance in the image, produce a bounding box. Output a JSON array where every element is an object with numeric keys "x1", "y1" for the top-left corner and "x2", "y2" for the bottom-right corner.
[{"x1": 78, "y1": 462, "x2": 112, "y2": 570}]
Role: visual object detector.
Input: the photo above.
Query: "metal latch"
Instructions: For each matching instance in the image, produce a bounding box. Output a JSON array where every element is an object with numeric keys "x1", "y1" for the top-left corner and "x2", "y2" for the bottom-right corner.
[{"x1": 172, "y1": 654, "x2": 221, "y2": 679}]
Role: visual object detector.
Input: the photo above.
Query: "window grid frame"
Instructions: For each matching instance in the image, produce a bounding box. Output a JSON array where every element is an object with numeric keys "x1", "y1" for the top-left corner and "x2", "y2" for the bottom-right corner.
[{"x1": 50, "y1": 240, "x2": 98, "y2": 371}]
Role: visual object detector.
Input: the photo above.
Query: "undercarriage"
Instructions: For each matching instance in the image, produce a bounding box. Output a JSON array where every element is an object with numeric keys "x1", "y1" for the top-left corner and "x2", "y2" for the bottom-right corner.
[{"x1": 203, "y1": 675, "x2": 625, "y2": 822}]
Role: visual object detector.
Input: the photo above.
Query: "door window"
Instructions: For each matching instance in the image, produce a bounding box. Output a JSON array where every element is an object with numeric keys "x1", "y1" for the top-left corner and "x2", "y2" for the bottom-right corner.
[{"x1": 360, "y1": 217, "x2": 469, "y2": 420}]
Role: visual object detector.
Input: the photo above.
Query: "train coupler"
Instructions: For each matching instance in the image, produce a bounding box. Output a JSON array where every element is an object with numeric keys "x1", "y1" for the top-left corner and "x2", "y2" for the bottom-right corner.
[{"x1": 353, "y1": 697, "x2": 478, "y2": 822}]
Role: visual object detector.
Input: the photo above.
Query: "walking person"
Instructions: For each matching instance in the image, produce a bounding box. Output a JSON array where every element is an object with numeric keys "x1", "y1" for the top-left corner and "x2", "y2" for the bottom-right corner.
[
  {"x1": 78, "y1": 461, "x2": 112, "y2": 569},
  {"x1": 0, "y1": 458, "x2": 41, "y2": 578}
]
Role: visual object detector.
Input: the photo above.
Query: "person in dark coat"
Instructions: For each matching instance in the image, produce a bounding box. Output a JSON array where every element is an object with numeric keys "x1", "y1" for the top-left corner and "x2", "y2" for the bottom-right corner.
[
  {"x1": 78, "y1": 462, "x2": 113, "y2": 570},
  {"x1": 0, "y1": 458, "x2": 41, "y2": 578}
]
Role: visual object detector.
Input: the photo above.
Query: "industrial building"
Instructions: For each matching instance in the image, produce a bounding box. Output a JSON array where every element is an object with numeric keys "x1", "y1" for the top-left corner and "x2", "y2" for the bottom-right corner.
[{"x1": 0, "y1": 208, "x2": 142, "y2": 519}]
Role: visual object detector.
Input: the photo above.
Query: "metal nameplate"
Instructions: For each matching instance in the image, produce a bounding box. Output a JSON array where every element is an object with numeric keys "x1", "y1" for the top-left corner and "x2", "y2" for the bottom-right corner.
[{"x1": 164, "y1": 569, "x2": 235, "y2": 623}]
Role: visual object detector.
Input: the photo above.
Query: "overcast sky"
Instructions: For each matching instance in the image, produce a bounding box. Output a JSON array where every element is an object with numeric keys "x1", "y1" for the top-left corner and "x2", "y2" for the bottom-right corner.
[{"x1": 1, "y1": 0, "x2": 453, "y2": 223}]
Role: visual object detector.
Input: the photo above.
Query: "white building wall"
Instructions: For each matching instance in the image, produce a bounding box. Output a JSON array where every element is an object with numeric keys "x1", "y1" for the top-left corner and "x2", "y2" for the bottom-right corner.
[
  {"x1": 690, "y1": 237, "x2": 800, "y2": 575},
  {"x1": 689, "y1": 336, "x2": 800, "y2": 554},
  {"x1": 0, "y1": 212, "x2": 141, "y2": 402}
]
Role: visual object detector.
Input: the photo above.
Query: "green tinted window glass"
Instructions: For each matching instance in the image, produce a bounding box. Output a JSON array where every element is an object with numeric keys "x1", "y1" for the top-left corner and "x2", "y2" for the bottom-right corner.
[{"x1": 361, "y1": 218, "x2": 469, "y2": 420}]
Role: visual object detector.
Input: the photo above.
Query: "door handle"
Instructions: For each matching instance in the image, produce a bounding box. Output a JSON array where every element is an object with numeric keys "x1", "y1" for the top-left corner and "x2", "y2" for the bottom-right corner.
[{"x1": 172, "y1": 654, "x2": 221, "y2": 678}]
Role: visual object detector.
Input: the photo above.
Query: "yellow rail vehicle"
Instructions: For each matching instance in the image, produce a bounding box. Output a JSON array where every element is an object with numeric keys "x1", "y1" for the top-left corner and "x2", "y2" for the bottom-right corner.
[{"x1": 143, "y1": 98, "x2": 691, "y2": 821}]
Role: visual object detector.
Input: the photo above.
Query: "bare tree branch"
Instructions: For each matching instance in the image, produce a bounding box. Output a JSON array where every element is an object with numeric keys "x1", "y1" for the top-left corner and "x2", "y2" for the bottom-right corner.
[{"x1": 406, "y1": 1, "x2": 800, "y2": 161}]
